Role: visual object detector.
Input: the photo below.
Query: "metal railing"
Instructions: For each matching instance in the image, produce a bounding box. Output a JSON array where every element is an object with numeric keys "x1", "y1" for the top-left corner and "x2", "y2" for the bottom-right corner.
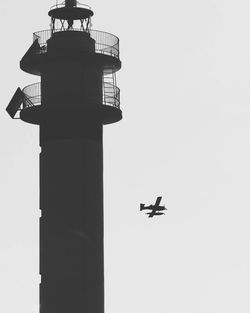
[
  {"x1": 22, "y1": 83, "x2": 41, "y2": 109},
  {"x1": 50, "y1": 1, "x2": 92, "y2": 10},
  {"x1": 33, "y1": 28, "x2": 119, "y2": 58},
  {"x1": 33, "y1": 30, "x2": 51, "y2": 49},
  {"x1": 21, "y1": 81, "x2": 120, "y2": 109},
  {"x1": 103, "y1": 82, "x2": 120, "y2": 109}
]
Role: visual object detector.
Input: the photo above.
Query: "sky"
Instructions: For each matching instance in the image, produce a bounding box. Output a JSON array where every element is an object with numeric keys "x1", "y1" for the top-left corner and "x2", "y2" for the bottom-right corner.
[{"x1": 1, "y1": 0, "x2": 250, "y2": 312}]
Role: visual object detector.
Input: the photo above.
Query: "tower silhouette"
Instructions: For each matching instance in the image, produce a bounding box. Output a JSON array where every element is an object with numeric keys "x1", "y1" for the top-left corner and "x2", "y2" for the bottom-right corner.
[{"x1": 6, "y1": 1, "x2": 121, "y2": 312}]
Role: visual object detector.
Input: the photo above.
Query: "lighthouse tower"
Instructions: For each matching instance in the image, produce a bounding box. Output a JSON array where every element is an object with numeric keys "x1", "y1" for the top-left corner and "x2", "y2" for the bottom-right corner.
[{"x1": 6, "y1": 1, "x2": 122, "y2": 312}]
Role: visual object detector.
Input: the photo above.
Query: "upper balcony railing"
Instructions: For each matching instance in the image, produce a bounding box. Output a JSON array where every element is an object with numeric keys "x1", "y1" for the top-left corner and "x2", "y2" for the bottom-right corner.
[
  {"x1": 33, "y1": 28, "x2": 119, "y2": 59},
  {"x1": 21, "y1": 80, "x2": 120, "y2": 110}
]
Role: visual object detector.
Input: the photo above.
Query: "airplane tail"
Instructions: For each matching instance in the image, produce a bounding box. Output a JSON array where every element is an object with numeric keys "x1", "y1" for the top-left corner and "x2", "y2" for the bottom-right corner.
[{"x1": 140, "y1": 204, "x2": 145, "y2": 211}]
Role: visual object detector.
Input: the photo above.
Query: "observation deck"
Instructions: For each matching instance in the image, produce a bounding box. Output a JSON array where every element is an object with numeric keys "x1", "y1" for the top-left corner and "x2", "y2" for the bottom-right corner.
[
  {"x1": 20, "y1": 28, "x2": 121, "y2": 75},
  {"x1": 18, "y1": 80, "x2": 121, "y2": 125}
]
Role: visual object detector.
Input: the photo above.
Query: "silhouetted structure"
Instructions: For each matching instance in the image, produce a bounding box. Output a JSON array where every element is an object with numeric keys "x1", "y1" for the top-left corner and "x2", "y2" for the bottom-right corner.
[
  {"x1": 6, "y1": 1, "x2": 121, "y2": 312},
  {"x1": 140, "y1": 197, "x2": 167, "y2": 217}
]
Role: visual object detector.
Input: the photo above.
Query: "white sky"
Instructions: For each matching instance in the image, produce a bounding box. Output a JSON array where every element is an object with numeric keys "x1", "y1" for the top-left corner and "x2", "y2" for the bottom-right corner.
[{"x1": 1, "y1": 0, "x2": 250, "y2": 312}]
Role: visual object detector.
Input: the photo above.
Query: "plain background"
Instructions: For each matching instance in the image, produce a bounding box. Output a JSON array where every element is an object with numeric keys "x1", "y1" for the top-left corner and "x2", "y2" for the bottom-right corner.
[{"x1": 1, "y1": 0, "x2": 250, "y2": 312}]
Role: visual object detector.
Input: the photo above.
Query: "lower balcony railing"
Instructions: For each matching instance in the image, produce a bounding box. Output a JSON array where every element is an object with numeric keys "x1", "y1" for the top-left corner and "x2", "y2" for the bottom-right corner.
[
  {"x1": 22, "y1": 83, "x2": 41, "y2": 109},
  {"x1": 21, "y1": 81, "x2": 120, "y2": 110}
]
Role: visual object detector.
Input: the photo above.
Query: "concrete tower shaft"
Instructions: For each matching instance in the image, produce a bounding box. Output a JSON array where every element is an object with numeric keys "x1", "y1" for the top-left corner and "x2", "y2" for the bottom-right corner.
[
  {"x1": 6, "y1": 1, "x2": 122, "y2": 313},
  {"x1": 39, "y1": 32, "x2": 104, "y2": 310},
  {"x1": 40, "y1": 135, "x2": 104, "y2": 312}
]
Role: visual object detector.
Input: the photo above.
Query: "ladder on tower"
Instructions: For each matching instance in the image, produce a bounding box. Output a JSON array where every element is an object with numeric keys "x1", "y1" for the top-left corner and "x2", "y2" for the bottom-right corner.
[{"x1": 103, "y1": 73, "x2": 119, "y2": 108}]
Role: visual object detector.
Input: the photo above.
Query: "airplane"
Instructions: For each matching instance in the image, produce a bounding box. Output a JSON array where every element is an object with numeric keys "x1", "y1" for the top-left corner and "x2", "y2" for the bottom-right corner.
[{"x1": 140, "y1": 196, "x2": 167, "y2": 218}]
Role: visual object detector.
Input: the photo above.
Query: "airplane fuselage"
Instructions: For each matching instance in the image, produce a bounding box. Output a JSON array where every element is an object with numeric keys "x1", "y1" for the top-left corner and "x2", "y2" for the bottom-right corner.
[
  {"x1": 143, "y1": 205, "x2": 166, "y2": 211},
  {"x1": 140, "y1": 204, "x2": 166, "y2": 211}
]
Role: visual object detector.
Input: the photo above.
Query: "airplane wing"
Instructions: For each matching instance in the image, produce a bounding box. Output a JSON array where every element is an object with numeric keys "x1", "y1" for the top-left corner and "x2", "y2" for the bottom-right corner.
[
  {"x1": 154, "y1": 196, "x2": 162, "y2": 206},
  {"x1": 146, "y1": 211, "x2": 165, "y2": 218},
  {"x1": 146, "y1": 212, "x2": 155, "y2": 218}
]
